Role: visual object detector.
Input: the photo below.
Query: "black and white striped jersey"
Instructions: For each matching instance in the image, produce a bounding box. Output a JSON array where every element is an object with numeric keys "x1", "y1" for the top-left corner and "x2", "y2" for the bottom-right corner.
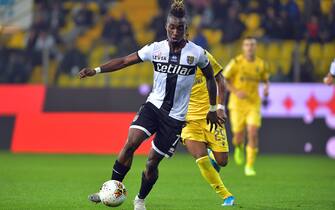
[{"x1": 138, "y1": 40, "x2": 210, "y2": 121}]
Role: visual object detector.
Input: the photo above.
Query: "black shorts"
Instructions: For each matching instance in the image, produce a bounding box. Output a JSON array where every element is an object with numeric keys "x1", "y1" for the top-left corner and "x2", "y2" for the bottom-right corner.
[{"x1": 130, "y1": 102, "x2": 185, "y2": 158}]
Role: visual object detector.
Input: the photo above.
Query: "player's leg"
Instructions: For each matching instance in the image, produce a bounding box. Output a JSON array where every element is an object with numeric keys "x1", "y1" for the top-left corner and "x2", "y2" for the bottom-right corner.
[
  {"x1": 207, "y1": 149, "x2": 221, "y2": 172},
  {"x1": 134, "y1": 111, "x2": 184, "y2": 209},
  {"x1": 185, "y1": 140, "x2": 233, "y2": 201},
  {"x1": 245, "y1": 125, "x2": 259, "y2": 176},
  {"x1": 211, "y1": 151, "x2": 229, "y2": 167},
  {"x1": 112, "y1": 103, "x2": 157, "y2": 182},
  {"x1": 134, "y1": 149, "x2": 164, "y2": 210},
  {"x1": 88, "y1": 104, "x2": 157, "y2": 204},
  {"x1": 233, "y1": 130, "x2": 245, "y2": 165},
  {"x1": 230, "y1": 109, "x2": 246, "y2": 165},
  {"x1": 183, "y1": 120, "x2": 233, "y2": 205},
  {"x1": 211, "y1": 151, "x2": 235, "y2": 206},
  {"x1": 185, "y1": 138, "x2": 208, "y2": 159},
  {"x1": 136, "y1": 149, "x2": 164, "y2": 198},
  {"x1": 244, "y1": 109, "x2": 261, "y2": 176},
  {"x1": 206, "y1": 125, "x2": 229, "y2": 171},
  {"x1": 89, "y1": 129, "x2": 148, "y2": 203},
  {"x1": 204, "y1": 122, "x2": 234, "y2": 206},
  {"x1": 112, "y1": 128, "x2": 149, "y2": 181}
]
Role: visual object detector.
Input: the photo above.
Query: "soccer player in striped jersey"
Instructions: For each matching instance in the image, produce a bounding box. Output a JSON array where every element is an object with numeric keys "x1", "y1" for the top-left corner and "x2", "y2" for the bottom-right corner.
[{"x1": 79, "y1": 1, "x2": 222, "y2": 209}]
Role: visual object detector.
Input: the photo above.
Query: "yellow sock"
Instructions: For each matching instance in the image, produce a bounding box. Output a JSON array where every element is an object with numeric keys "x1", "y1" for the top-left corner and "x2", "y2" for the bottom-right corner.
[
  {"x1": 246, "y1": 146, "x2": 258, "y2": 168},
  {"x1": 196, "y1": 156, "x2": 232, "y2": 199}
]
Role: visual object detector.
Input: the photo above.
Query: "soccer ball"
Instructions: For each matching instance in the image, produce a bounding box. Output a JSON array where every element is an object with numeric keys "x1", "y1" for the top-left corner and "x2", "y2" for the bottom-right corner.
[{"x1": 99, "y1": 180, "x2": 127, "y2": 207}]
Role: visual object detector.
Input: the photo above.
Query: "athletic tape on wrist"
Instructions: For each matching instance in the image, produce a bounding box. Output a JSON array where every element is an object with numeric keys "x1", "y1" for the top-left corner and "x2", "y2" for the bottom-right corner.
[
  {"x1": 209, "y1": 105, "x2": 217, "y2": 112},
  {"x1": 218, "y1": 104, "x2": 225, "y2": 111},
  {"x1": 94, "y1": 67, "x2": 101, "y2": 74}
]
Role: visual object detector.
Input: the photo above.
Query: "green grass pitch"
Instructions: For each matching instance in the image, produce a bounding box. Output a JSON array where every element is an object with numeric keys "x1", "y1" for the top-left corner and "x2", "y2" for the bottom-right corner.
[{"x1": 0, "y1": 152, "x2": 334, "y2": 210}]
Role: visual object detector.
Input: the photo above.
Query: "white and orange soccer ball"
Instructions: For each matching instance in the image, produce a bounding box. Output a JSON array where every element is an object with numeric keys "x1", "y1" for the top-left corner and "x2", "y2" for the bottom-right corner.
[{"x1": 99, "y1": 180, "x2": 127, "y2": 207}]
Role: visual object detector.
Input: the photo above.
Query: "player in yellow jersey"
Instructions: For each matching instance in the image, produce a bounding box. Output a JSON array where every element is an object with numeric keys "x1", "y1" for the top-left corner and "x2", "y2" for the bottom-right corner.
[
  {"x1": 223, "y1": 37, "x2": 270, "y2": 176},
  {"x1": 181, "y1": 51, "x2": 235, "y2": 206}
]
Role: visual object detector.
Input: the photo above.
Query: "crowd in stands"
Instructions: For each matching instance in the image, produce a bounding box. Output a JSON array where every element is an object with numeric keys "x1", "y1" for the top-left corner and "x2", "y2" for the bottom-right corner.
[
  {"x1": 153, "y1": 0, "x2": 335, "y2": 43},
  {"x1": 0, "y1": 0, "x2": 334, "y2": 85}
]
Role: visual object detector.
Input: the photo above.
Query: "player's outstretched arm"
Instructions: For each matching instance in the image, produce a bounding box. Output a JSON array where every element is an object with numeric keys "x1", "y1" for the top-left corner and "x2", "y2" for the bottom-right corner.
[
  {"x1": 201, "y1": 64, "x2": 223, "y2": 131},
  {"x1": 79, "y1": 52, "x2": 142, "y2": 79}
]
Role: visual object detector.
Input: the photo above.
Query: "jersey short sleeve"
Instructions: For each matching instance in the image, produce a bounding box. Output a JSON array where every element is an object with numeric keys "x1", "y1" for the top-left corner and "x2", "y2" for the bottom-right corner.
[
  {"x1": 206, "y1": 51, "x2": 223, "y2": 76},
  {"x1": 197, "y1": 49, "x2": 210, "y2": 69},
  {"x1": 223, "y1": 59, "x2": 237, "y2": 79},
  {"x1": 138, "y1": 43, "x2": 154, "y2": 62},
  {"x1": 330, "y1": 59, "x2": 335, "y2": 76}
]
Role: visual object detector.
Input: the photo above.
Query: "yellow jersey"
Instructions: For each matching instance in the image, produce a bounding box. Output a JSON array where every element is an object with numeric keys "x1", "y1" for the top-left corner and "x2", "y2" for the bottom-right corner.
[
  {"x1": 186, "y1": 51, "x2": 223, "y2": 121},
  {"x1": 223, "y1": 54, "x2": 269, "y2": 110}
]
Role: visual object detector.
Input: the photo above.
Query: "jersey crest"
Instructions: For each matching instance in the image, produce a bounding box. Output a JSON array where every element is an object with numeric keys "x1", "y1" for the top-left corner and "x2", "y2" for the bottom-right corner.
[{"x1": 187, "y1": 56, "x2": 195, "y2": 65}]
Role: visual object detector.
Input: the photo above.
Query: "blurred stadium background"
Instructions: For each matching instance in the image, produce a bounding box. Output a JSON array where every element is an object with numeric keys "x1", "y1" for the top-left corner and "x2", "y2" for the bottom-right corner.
[
  {"x1": 0, "y1": 1, "x2": 335, "y2": 209},
  {"x1": 1, "y1": 0, "x2": 335, "y2": 86}
]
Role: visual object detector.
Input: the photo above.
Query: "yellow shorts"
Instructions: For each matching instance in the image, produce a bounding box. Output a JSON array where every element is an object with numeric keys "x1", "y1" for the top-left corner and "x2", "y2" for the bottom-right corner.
[
  {"x1": 181, "y1": 119, "x2": 229, "y2": 152},
  {"x1": 229, "y1": 108, "x2": 261, "y2": 133}
]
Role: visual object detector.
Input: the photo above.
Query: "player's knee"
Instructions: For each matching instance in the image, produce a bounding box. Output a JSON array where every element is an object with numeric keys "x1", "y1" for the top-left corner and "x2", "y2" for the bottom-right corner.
[
  {"x1": 192, "y1": 151, "x2": 208, "y2": 160},
  {"x1": 237, "y1": 133, "x2": 244, "y2": 139},
  {"x1": 124, "y1": 129, "x2": 148, "y2": 154},
  {"x1": 123, "y1": 138, "x2": 140, "y2": 155},
  {"x1": 233, "y1": 132, "x2": 244, "y2": 144},
  {"x1": 248, "y1": 131, "x2": 258, "y2": 142},
  {"x1": 215, "y1": 154, "x2": 229, "y2": 167},
  {"x1": 146, "y1": 158, "x2": 159, "y2": 171},
  {"x1": 217, "y1": 159, "x2": 228, "y2": 167}
]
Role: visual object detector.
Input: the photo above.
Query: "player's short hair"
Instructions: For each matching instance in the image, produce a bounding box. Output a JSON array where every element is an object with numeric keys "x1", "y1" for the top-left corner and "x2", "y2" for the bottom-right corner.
[{"x1": 169, "y1": 0, "x2": 186, "y2": 18}]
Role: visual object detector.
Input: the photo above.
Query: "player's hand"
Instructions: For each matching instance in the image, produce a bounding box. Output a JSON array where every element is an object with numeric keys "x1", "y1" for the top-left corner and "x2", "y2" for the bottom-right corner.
[
  {"x1": 216, "y1": 108, "x2": 227, "y2": 124},
  {"x1": 235, "y1": 90, "x2": 247, "y2": 99},
  {"x1": 262, "y1": 97, "x2": 269, "y2": 107},
  {"x1": 206, "y1": 111, "x2": 223, "y2": 132},
  {"x1": 323, "y1": 74, "x2": 334, "y2": 86},
  {"x1": 79, "y1": 68, "x2": 96, "y2": 79}
]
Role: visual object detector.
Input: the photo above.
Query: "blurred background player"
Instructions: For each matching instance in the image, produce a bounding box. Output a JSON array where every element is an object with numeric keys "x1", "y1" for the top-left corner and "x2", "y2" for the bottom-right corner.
[
  {"x1": 323, "y1": 59, "x2": 335, "y2": 85},
  {"x1": 182, "y1": 50, "x2": 234, "y2": 206},
  {"x1": 224, "y1": 37, "x2": 270, "y2": 176},
  {"x1": 78, "y1": 1, "x2": 221, "y2": 209}
]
